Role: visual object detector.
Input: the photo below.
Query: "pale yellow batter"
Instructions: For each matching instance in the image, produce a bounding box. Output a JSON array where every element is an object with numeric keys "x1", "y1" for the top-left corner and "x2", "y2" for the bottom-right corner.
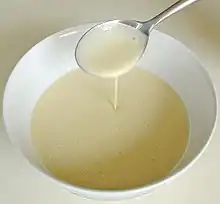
[{"x1": 31, "y1": 67, "x2": 189, "y2": 190}]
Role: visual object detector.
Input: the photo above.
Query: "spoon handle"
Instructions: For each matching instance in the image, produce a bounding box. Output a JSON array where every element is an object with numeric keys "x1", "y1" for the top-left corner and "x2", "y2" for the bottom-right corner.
[{"x1": 142, "y1": 0, "x2": 200, "y2": 33}]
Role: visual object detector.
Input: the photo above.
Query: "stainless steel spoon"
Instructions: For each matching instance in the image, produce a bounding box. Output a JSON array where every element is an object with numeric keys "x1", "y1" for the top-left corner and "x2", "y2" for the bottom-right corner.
[{"x1": 75, "y1": 0, "x2": 200, "y2": 77}]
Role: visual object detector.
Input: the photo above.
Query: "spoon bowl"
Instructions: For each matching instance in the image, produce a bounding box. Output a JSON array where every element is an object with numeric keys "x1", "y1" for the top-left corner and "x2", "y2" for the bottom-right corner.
[{"x1": 75, "y1": 20, "x2": 148, "y2": 78}]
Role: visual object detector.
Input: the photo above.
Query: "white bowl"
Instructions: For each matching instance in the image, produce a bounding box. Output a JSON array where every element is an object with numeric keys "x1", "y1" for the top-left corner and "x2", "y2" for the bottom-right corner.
[{"x1": 3, "y1": 23, "x2": 217, "y2": 200}]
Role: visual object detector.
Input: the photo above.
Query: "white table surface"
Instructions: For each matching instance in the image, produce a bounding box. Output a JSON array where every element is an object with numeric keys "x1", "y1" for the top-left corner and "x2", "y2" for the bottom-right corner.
[{"x1": 0, "y1": 0, "x2": 220, "y2": 203}]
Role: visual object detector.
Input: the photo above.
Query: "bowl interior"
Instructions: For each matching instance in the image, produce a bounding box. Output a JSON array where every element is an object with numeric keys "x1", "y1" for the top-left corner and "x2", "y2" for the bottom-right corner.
[{"x1": 3, "y1": 23, "x2": 217, "y2": 199}]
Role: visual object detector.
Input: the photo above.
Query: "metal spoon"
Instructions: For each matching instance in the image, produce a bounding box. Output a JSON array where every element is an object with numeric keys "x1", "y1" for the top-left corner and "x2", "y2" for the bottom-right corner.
[{"x1": 75, "y1": 0, "x2": 200, "y2": 78}]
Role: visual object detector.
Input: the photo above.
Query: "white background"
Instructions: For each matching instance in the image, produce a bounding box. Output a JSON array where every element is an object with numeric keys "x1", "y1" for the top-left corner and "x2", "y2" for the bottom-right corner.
[{"x1": 0, "y1": 0, "x2": 220, "y2": 203}]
